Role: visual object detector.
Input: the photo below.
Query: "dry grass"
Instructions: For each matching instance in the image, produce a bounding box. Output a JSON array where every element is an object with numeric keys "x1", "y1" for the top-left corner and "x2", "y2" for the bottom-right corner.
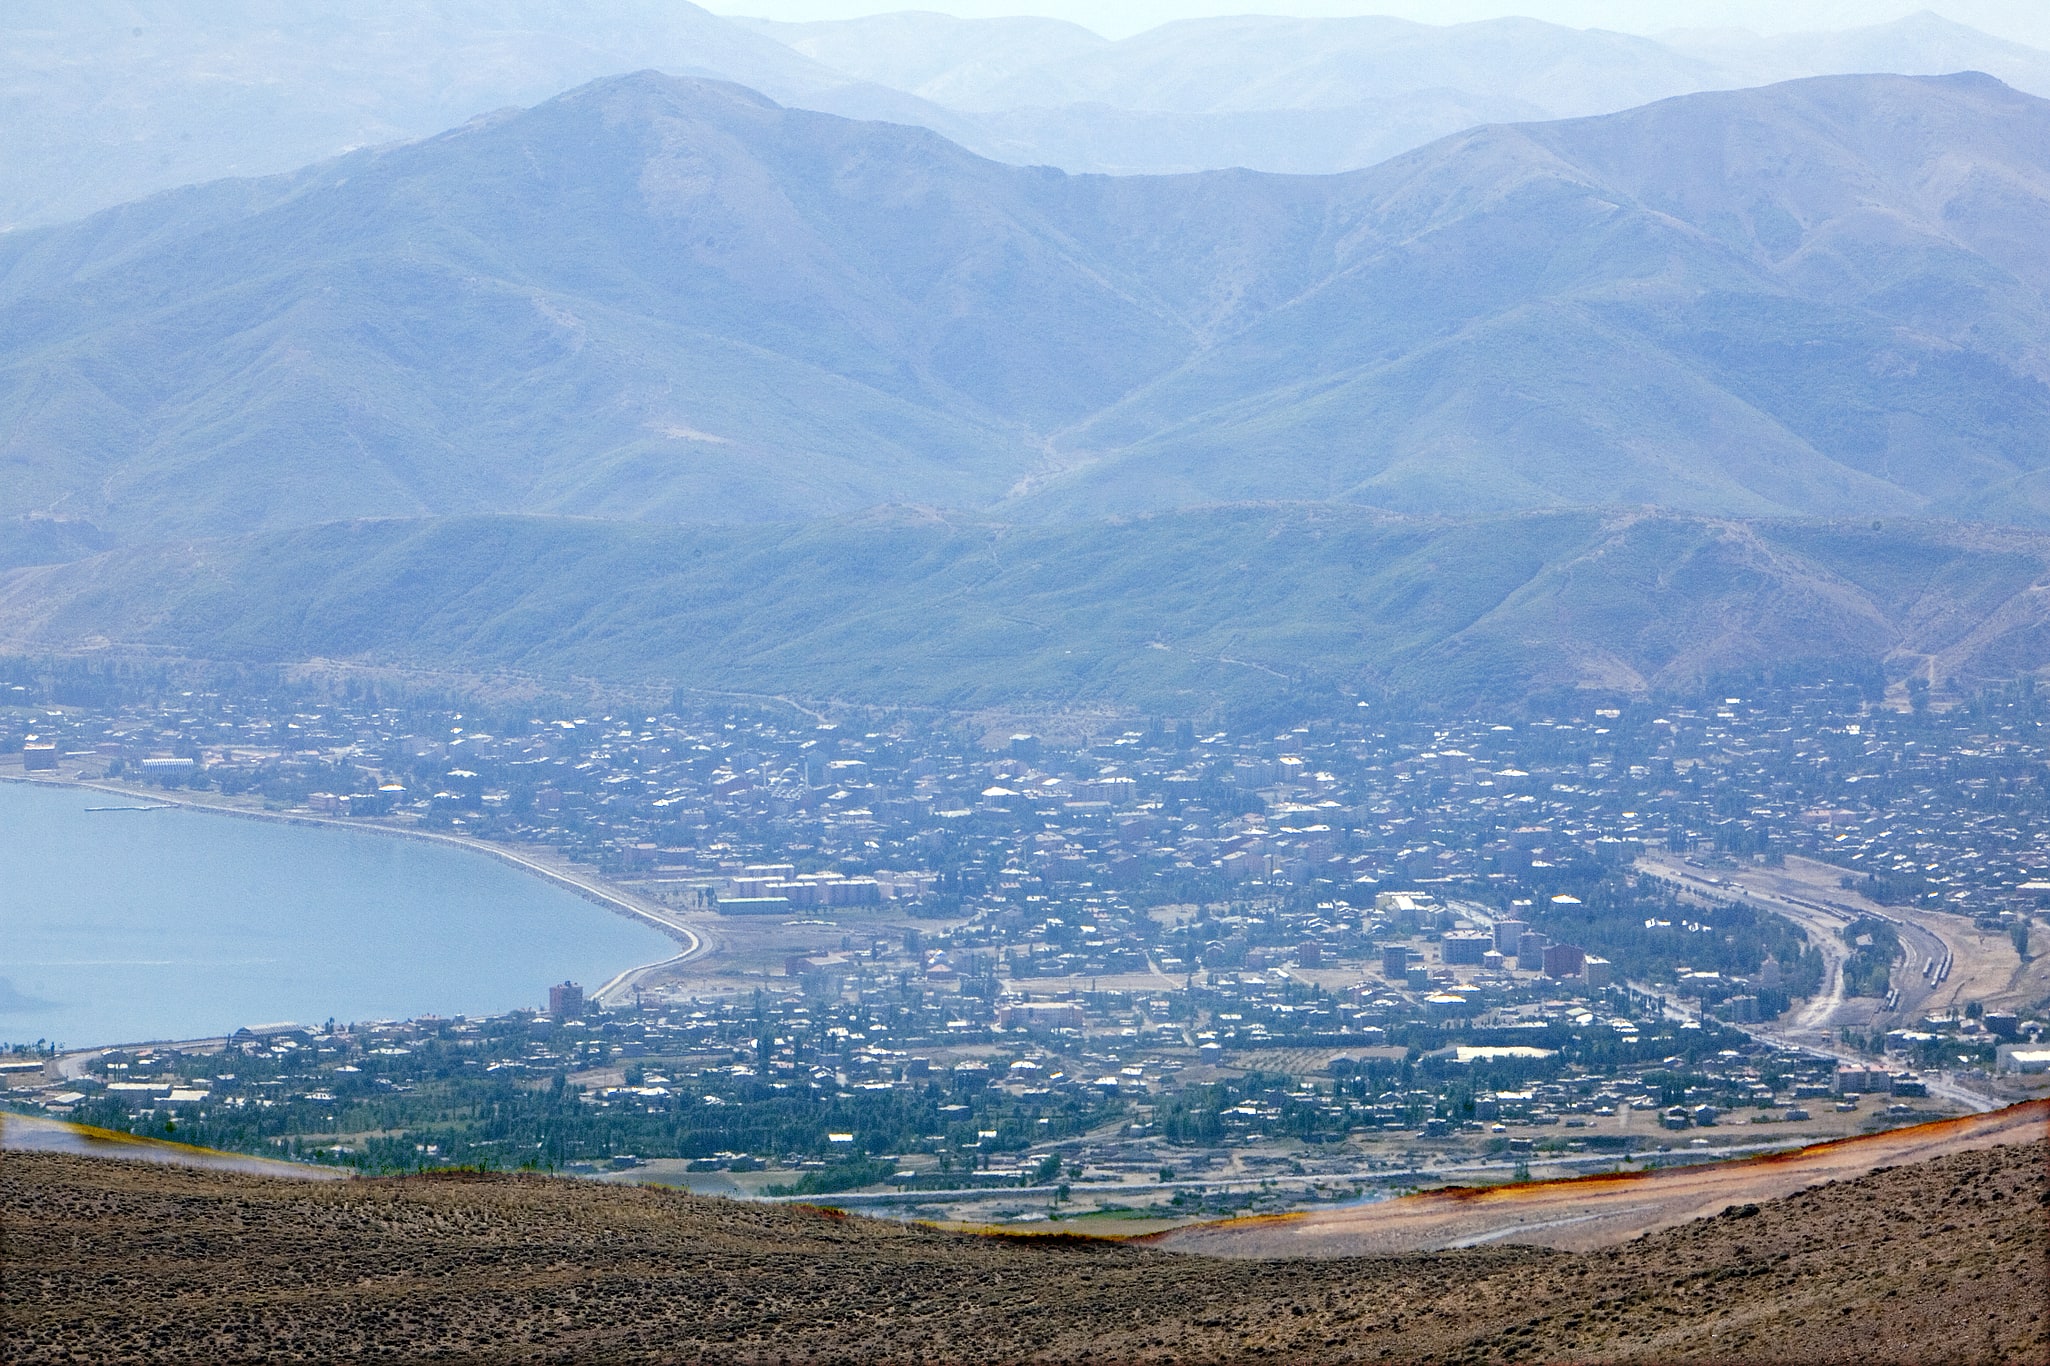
[{"x1": 5, "y1": 1140, "x2": 2046, "y2": 1363}]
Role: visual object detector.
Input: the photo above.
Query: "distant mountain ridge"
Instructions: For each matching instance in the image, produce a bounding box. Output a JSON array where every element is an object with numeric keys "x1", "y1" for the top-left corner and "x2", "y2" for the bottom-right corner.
[
  {"x1": 748, "y1": 13, "x2": 1727, "y2": 115},
  {"x1": 747, "y1": 9, "x2": 2050, "y2": 177},
  {"x1": 2, "y1": 71, "x2": 2046, "y2": 542},
  {"x1": 9, "y1": 3, "x2": 2050, "y2": 227},
  {"x1": 1034, "y1": 68, "x2": 2050, "y2": 520},
  {"x1": 0, "y1": 0, "x2": 865, "y2": 230}
]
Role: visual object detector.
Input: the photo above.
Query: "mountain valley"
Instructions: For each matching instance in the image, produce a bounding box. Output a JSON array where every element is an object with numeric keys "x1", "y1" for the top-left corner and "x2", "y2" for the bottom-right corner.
[{"x1": 3, "y1": 70, "x2": 2046, "y2": 550}]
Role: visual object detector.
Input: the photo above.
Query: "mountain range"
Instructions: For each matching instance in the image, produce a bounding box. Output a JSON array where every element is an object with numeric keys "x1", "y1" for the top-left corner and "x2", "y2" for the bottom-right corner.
[
  {"x1": 8, "y1": 3, "x2": 2050, "y2": 228},
  {"x1": 1371, "y1": 1, "x2": 2050, "y2": 49},
  {"x1": 747, "y1": 9, "x2": 2050, "y2": 121},
  {"x1": 2, "y1": 69, "x2": 2046, "y2": 544},
  {"x1": 4, "y1": 50, "x2": 2050, "y2": 707}
]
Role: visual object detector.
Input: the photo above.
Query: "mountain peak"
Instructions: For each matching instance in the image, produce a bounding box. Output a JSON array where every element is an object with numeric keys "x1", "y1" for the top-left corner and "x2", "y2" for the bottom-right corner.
[
  {"x1": 0, "y1": 72, "x2": 2045, "y2": 542},
  {"x1": 503, "y1": 69, "x2": 801, "y2": 140}
]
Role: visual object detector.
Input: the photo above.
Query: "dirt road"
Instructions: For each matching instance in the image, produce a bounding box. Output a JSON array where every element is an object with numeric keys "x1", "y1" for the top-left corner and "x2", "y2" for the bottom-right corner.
[
  {"x1": 0, "y1": 1111, "x2": 347, "y2": 1181},
  {"x1": 1729, "y1": 853, "x2": 2043, "y2": 1016},
  {"x1": 1147, "y1": 1099, "x2": 2050, "y2": 1259}
]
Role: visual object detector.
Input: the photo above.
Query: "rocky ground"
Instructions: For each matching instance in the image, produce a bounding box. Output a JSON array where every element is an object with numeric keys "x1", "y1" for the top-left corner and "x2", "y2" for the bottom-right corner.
[{"x1": 6, "y1": 1140, "x2": 2046, "y2": 1363}]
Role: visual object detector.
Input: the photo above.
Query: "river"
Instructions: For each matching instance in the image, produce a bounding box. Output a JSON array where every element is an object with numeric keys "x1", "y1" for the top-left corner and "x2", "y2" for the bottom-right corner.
[{"x1": 0, "y1": 781, "x2": 674, "y2": 1049}]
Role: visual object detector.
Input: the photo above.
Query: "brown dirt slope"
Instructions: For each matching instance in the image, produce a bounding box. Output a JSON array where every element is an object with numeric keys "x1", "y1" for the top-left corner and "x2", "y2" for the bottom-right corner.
[{"x1": 5, "y1": 1141, "x2": 2046, "y2": 1364}]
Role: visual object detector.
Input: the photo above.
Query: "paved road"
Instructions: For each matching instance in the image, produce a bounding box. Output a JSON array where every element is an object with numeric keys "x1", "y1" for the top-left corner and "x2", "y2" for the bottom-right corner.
[
  {"x1": 420, "y1": 835, "x2": 718, "y2": 1006},
  {"x1": 1637, "y1": 854, "x2": 1998, "y2": 1112},
  {"x1": 1152, "y1": 1099, "x2": 2050, "y2": 1257},
  {"x1": 760, "y1": 1136, "x2": 1839, "y2": 1209},
  {"x1": 1641, "y1": 853, "x2": 1944, "y2": 1030},
  {"x1": 1639, "y1": 854, "x2": 1853, "y2": 1043},
  {"x1": 1732, "y1": 855, "x2": 1964, "y2": 1016}
]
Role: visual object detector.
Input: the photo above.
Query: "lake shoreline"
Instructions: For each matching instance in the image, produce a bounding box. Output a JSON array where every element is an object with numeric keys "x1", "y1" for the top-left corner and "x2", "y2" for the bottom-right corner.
[
  {"x1": 0, "y1": 771, "x2": 704, "y2": 961},
  {"x1": 0, "y1": 772, "x2": 703, "y2": 1049}
]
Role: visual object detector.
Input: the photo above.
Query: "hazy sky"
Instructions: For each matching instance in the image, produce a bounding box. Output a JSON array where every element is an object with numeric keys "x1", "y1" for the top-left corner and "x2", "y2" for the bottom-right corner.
[{"x1": 709, "y1": 1, "x2": 2043, "y2": 44}]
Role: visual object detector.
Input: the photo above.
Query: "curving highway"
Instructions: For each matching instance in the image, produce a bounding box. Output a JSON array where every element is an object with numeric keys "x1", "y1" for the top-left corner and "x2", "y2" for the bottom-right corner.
[{"x1": 1637, "y1": 853, "x2": 1996, "y2": 1112}]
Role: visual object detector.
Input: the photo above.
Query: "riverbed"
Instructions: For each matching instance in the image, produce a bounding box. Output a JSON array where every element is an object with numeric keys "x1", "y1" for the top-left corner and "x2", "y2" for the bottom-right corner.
[{"x1": 0, "y1": 782, "x2": 673, "y2": 1049}]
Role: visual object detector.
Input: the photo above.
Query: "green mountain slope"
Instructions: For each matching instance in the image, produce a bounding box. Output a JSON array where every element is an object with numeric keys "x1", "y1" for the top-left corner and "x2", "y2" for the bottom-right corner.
[
  {"x1": 2, "y1": 71, "x2": 2045, "y2": 545},
  {"x1": 1025, "y1": 72, "x2": 2050, "y2": 519},
  {"x1": 0, "y1": 75, "x2": 1244, "y2": 536},
  {"x1": 6, "y1": 509, "x2": 2048, "y2": 707}
]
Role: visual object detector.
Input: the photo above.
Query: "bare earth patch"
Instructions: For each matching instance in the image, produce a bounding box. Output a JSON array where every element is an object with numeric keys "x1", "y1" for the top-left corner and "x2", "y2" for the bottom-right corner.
[
  {"x1": 6, "y1": 1138, "x2": 2046, "y2": 1363},
  {"x1": 1150, "y1": 1100, "x2": 2050, "y2": 1257}
]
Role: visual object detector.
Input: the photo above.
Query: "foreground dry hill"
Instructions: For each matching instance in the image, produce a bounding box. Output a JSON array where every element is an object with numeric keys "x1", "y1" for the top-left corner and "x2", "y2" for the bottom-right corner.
[{"x1": 6, "y1": 1141, "x2": 2046, "y2": 1363}]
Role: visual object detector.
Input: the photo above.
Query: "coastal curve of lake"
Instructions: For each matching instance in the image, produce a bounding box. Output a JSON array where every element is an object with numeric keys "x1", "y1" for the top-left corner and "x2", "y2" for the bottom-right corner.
[{"x1": 0, "y1": 781, "x2": 675, "y2": 1049}]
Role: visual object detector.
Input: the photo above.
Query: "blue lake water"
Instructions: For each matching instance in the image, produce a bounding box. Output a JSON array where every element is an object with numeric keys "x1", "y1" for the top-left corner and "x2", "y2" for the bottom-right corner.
[{"x1": 0, "y1": 782, "x2": 674, "y2": 1049}]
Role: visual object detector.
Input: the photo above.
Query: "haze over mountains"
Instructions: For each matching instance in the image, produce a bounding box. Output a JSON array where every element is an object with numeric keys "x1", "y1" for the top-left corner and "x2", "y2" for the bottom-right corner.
[
  {"x1": 4, "y1": 11, "x2": 2049, "y2": 706},
  {"x1": 0, "y1": 0, "x2": 879, "y2": 230},
  {"x1": 1305, "y1": 1, "x2": 2050, "y2": 48},
  {"x1": 3, "y1": 70, "x2": 2046, "y2": 543},
  {"x1": 8, "y1": 3, "x2": 2050, "y2": 226}
]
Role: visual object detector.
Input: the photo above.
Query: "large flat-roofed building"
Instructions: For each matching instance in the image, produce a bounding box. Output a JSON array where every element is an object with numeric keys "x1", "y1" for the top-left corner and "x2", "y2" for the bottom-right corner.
[
  {"x1": 1997, "y1": 1045, "x2": 2050, "y2": 1074},
  {"x1": 716, "y1": 896, "x2": 793, "y2": 915},
  {"x1": 1441, "y1": 931, "x2": 1491, "y2": 966},
  {"x1": 996, "y1": 1000, "x2": 1085, "y2": 1030},
  {"x1": 22, "y1": 741, "x2": 58, "y2": 770},
  {"x1": 549, "y1": 981, "x2": 584, "y2": 1020}
]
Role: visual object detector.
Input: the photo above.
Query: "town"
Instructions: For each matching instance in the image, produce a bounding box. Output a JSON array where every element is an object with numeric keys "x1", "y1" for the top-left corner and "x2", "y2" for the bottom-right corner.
[
  {"x1": 6, "y1": 666, "x2": 2050, "y2": 1220},
  {"x1": 0, "y1": 974, "x2": 1974, "y2": 1226}
]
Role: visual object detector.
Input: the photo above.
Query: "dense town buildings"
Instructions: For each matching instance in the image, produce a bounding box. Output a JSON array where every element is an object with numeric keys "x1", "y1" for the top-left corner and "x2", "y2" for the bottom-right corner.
[
  {"x1": 7, "y1": 675, "x2": 2049, "y2": 945},
  {"x1": 7, "y1": 673, "x2": 2048, "y2": 1212}
]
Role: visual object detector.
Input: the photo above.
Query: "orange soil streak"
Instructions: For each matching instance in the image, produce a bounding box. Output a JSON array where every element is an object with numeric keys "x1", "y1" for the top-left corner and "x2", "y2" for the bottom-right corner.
[
  {"x1": 1142, "y1": 1098, "x2": 2050, "y2": 1257},
  {"x1": 1, "y1": 1111, "x2": 352, "y2": 1178}
]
